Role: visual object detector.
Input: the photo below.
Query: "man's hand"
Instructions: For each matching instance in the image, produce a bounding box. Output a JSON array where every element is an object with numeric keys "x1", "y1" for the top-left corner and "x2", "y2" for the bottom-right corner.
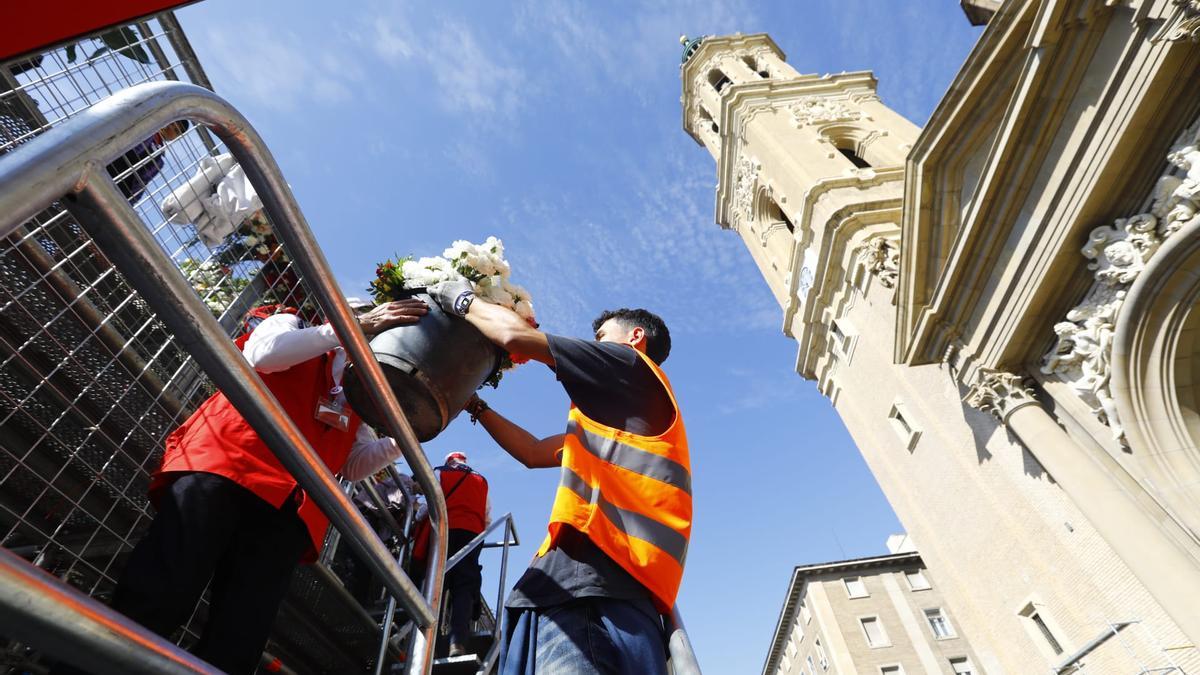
[
  {"x1": 428, "y1": 280, "x2": 476, "y2": 317},
  {"x1": 356, "y1": 299, "x2": 428, "y2": 336}
]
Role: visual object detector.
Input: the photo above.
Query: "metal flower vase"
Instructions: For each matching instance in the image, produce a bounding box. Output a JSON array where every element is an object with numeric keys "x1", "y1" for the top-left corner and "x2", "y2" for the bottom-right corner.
[{"x1": 344, "y1": 290, "x2": 501, "y2": 441}]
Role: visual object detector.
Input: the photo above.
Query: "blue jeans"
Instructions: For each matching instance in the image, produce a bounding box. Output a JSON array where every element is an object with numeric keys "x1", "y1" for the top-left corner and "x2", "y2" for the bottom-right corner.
[{"x1": 501, "y1": 598, "x2": 668, "y2": 675}]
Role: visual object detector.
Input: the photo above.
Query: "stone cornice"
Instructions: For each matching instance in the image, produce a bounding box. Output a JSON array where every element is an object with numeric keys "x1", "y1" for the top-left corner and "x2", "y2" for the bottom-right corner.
[
  {"x1": 781, "y1": 167, "x2": 906, "y2": 331},
  {"x1": 897, "y1": 1, "x2": 1139, "y2": 368},
  {"x1": 791, "y1": 196, "x2": 904, "y2": 378},
  {"x1": 713, "y1": 73, "x2": 880, "y2": 232},
  {"x1": 680, "y1": 33, "x2": 784, "y2": 142}
]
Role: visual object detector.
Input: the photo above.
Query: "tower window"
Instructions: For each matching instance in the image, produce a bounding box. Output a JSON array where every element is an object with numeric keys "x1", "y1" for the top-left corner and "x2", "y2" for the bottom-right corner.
[
  {"x1": 838, "y1": 146, "x2": 871, "y2": 169},
  {"x1": 743, "y1": 55, "x2": 769, "y2": 79},
  {"x1": 708, "y1": 69, "x2": 731, "y2": 93}
]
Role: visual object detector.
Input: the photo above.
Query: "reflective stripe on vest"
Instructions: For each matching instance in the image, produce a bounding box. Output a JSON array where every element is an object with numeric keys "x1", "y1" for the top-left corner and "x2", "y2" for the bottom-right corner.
[{"x1": 537, "y1": 347, "x2": 691, "y2": 611}]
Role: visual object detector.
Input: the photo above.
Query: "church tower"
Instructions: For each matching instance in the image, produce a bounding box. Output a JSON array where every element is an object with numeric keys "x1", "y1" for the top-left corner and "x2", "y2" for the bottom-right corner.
[
  {"x1": 680, "y1": 34, "x2": 918, "y2": 388},
  {"x1": 683, "y1": 30, "x2": 1200, "y2": 674}
]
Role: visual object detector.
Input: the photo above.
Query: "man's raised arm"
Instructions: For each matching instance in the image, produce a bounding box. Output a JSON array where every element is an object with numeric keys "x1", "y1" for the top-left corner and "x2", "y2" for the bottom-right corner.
[
  {"x1": 469, "y1": 395, "x2": 563, "y2": 469},
  {"x1": 429, "y1": 280, "x2": 553, "y2": 366}
]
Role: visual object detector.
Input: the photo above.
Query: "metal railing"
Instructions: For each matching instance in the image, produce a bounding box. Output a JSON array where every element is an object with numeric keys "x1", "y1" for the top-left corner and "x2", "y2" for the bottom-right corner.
[
  {"x1": 437, "y1": 513, "x2": 520, "y2": 675},
  {"x1": 0, "y1": 80, "x2": 449, "y2": 675}
]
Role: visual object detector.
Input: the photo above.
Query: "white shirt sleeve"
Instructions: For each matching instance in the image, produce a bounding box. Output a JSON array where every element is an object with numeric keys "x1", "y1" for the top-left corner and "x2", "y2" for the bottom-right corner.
[
  {"x1": 341, "y1": 424, "x2": 403, "y2": 481},
  {"x1": 243, "y1": 313, "x2": 341, "y2": 373},
  {"x1": 485, "y1": 491, "x2": 492, "y2": 528}
]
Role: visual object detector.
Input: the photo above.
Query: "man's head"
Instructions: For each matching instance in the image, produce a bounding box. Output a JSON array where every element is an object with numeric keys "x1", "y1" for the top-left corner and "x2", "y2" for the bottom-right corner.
[
  {"x1": 445, "y1": 451, "x2": 468, "y2": 466},
  {"x1": 592, "y1": 308, "x2": 671, "y2": 364}
]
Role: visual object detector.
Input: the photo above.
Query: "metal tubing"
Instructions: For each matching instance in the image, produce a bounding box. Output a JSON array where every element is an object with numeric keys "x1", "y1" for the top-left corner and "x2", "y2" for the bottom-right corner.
[
  {"x1": 667, "y1": 605, "x2": 702, "y2": 675},
  {"x1": 444, "y1": 513, "x2": 519, "y2": 572},
  {"x1": 0, "y1": 81, "x2": 446, "y2": 673},
  {"x1": 0, "y1": 547, "x2": 220, "y2": 674},
  {"x1": 0, "y1": 80, "x2": 460, "y2": 674},
  {"x1": 495, "y1": 519, "x2": 512, "y2": 641}
]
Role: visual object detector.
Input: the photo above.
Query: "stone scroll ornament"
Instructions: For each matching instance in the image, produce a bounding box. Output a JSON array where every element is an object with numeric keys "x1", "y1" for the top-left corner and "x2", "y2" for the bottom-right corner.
[
  {"x1": 855, "y1": 237, "x2": 899, "y2": 289},
  {"x1": 789, "y1": 96, "x2": 862, "y2": 128},
  {"x1": 731, "y1": 154, "x2": 760, "y2": 230},
  {"x1": 1041, "y1": 121, "x2": 1200, "y2": 443},
  {"x1": 1165, "y1": 0, "x2": 1200, "y2": 42}
]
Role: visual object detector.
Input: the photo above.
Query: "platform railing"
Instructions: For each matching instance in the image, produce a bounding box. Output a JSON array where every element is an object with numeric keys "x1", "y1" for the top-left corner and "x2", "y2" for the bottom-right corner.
[{"x1": 0, "y1": 80, "x2": 448, "y2": 675}]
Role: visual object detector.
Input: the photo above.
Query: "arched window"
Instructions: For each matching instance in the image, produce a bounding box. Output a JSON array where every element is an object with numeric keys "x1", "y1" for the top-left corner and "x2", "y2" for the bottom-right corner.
[
  {"x1": 838, "y1": 146, "x2": 871, "y2": 169},
  {"x1": 743, "y1": 55, "x2": 769, "y2": 79},
  {"x1": 764, "y1": 197, "x2": 795, "y2": 234},
  {"x1": 707, "y1": 69, "x2": 731, "y2": 93},
  {"x1": 698, "y1": 107, "x2": 719, "y2": 135}
]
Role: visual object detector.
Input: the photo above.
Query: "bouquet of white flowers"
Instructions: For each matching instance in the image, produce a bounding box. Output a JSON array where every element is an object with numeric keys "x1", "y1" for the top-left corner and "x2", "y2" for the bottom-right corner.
[{"x1": 369, "y1": 237, "x2": 536, "y2": 386}]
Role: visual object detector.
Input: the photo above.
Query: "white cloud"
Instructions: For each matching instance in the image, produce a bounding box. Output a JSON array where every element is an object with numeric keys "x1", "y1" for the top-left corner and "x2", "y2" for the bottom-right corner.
[
  {"x1": 199, "y1": 23, "x2": 362, "y2": 111},
  {"x1": 429, "y1": 22, "x2": 525, "y2": 119},
  {"x1": 516, "y1": 0, "x2": 758, "y2": 101},
  {"x1": 372, "y1": 16, "x2": 415, "y2": 63}
]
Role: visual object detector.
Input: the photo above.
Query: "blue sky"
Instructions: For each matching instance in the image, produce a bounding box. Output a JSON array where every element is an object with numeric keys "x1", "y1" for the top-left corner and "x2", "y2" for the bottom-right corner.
[{"x1": 179, "y1": 2, "x2": 982, "y2": 671}]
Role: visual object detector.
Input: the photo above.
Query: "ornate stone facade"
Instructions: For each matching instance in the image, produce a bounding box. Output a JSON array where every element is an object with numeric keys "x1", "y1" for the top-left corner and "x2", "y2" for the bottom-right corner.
[
  {"x1": 1041, "y1": 121, "x2": 1200, "y2": 442},
  {"x1": 1165, "y1": 0, "x2": 1200, "y2": 42},
  {"x1": 964, "y1": 368, "x2": 1038, "y2": 423},
  {"x1": 855, "y1": 237, "x2": 899, "y2": 288},
  {"x1": 789, "y1": 96, "x2": 862, "y2": 128},
  {"x1": 731, "y1": 154, "x2": 760, "y2": 231}
]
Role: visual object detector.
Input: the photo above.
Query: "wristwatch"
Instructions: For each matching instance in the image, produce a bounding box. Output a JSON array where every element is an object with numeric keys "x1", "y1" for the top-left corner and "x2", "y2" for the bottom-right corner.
[{"x1": 454, "y1": 290, "x2": 475, "y2": 316}]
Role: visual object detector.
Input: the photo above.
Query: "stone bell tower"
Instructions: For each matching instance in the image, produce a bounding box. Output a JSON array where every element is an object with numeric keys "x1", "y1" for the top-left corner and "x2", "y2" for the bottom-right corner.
[{"x1": 680, "y1": 33, "x2": 918, "y2": 387}]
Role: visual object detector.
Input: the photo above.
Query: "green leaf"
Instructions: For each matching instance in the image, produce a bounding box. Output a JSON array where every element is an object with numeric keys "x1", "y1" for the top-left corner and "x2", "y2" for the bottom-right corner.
[
  {"x1": 100, "y1": 27, "x2": 151, "y2": 64},
  {"x1": 88, "y1": 46, "x2": 110, "y2": 60},
  {"x1": 65, "y1": 43, "x2": 77, "y2": 63}
]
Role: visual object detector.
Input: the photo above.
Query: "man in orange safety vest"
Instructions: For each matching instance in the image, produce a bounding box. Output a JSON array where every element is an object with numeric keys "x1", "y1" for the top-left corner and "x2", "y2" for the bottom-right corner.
[{"x1": 430, "y1": 280, "x2": 690, "y2": 675}]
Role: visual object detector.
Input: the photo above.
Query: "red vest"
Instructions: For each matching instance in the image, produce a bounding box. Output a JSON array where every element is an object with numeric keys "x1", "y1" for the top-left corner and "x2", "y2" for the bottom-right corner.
[
  {"x1": 411, "y1": 464, "x2": 489, "y2": 561},
  {"x1": 439, "y1": 464, "x2": 488, "y2": 534},
  {"x1": 151, "y1": 344, "x2": 361, "y2": 562}
]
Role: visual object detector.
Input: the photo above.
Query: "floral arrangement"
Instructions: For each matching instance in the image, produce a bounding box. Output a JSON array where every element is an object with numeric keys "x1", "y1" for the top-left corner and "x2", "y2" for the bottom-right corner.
[
  {"x1": 369, "y1": 237, "x2": 536, "y2": 387},
  {"x1": 180, "y1": 258, "x2": 250, "y2": 315}
]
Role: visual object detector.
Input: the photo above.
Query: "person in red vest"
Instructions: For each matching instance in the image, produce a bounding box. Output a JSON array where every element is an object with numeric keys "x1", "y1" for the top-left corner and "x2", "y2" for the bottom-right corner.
[
  {"x1": 429, "y1": 281, "x2": 690, "y2": 675},
  {"x1": 410, "y1": 451, "x2": 491, "y2": 657},
  {"x1": 58, "y1": 298, "x2": 427, "y2": 675}
]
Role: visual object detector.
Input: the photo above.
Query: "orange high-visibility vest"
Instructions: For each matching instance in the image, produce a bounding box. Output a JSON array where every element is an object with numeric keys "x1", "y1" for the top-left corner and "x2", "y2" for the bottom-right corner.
[{"x1": 536, "y1": 348, "x2": 691, "y2": 611}]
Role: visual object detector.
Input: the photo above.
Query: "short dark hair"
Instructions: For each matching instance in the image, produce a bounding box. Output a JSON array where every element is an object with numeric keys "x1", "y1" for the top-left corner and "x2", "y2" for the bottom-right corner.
[{"x1": 592, "y1": 308, "x2": 672, "y2": 364}]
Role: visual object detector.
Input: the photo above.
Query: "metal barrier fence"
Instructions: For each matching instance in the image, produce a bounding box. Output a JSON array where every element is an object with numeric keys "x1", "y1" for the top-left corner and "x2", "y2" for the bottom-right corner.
[
  {"x1": 0, "y1": 13, "x2": 444, "y2": 675},
  {"x1": 0, "y1": 78, "x2": 449, "y2": 674}
]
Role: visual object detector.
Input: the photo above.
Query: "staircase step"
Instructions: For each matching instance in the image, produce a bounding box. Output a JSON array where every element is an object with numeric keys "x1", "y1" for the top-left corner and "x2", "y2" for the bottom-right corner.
[{"x1": 431, "y1": 653, "x2": 483, "y2": 675}]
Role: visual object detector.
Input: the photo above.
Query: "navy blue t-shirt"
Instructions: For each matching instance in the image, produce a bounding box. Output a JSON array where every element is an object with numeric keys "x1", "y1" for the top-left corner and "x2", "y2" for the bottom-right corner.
[{"x1": 504, "y1": 334, "x2": 674, "y2": 611}]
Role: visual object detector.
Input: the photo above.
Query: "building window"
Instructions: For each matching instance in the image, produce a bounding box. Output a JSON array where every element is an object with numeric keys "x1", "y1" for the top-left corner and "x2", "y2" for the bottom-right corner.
[
  {"x1": 791, "y1": 617, "x2": 805, "y2": 644},
  {"x1": 844, "y1": 576, "x2": 869, "y2": 598},
  {"x1": 860, "y1": 616, "x2": 890, "y2": 648},
  {"x1": 1020, "y1": 604, "x2": 1065, "y2": 656},
  {"x1": 949, "y1": 657, "x2": 975, "y2": 675},
  {"x1": 806, "y1": 655, "x2": 816, "y2": 673},
  {"x1": 905, "y1": 570, "x2": 931, "y2": 591},
  {"x1": 708, "y1": 69, "x2": 731, "y2": 93},
  {"x1": 800, "y1": 598, "x2": 812, "y2": 624},
  {"x1": 815, "y1": 637, "x2": 829, "y2": 670},
  {"x1": 880, "y1": 666, "x2": 905, "y2": 675},
  {"x1": 888, "y1": 400, "x2": 922, "y2": 451},
  {"x1": 925, "y1": 608, "x2": 956, "y2": 639},
  {"x1": 838, "y1": 146, "x2": 872, "y2": 168}
]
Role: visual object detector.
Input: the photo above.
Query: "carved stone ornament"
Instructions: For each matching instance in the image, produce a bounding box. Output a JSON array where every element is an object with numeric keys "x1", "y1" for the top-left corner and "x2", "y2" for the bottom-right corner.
[
  {"x1": 789, "y1": 96, "x2": 862, "y2": 128},
  {"x1": 854, "y1": 237, "x2": 899, "y2": 289},
  {"x1": 1165, "y1": 0, "x2": 1200, "y2": 42},
  {"x1": 965, "y1": 369, "x2": 1038, "y2": 423},
  {"x1": 1041, "y1": 120, "x2": 1200, "y2": 443},
  {"x1": 731, "y1": 154, "x2": 760, "y2": 230}
]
